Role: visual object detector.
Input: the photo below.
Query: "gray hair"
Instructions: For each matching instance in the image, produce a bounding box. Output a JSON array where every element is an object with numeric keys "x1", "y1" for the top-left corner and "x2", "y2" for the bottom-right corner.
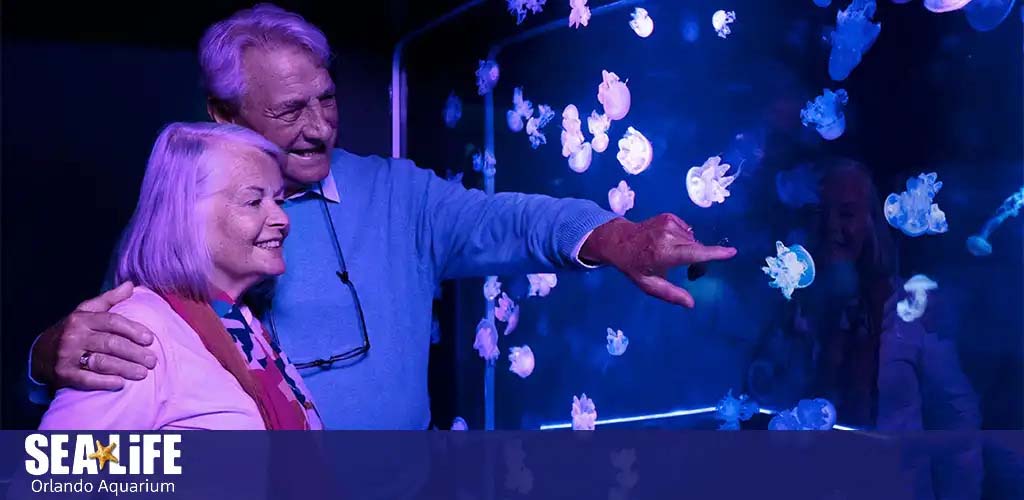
[{"x1": 199, "y1": 3, "x2": 331, "y2": 112}]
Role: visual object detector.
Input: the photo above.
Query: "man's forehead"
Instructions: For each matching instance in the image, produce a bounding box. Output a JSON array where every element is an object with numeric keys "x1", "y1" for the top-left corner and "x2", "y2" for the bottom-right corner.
[{"x1": 241, "y1": 45, "x2": 333, "y2": 99}]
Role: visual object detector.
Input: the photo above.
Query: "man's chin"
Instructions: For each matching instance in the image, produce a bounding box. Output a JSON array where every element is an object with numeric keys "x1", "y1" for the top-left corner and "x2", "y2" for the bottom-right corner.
[{"x1": 284, "y1": 159, "x2": 330, "y2": 186}]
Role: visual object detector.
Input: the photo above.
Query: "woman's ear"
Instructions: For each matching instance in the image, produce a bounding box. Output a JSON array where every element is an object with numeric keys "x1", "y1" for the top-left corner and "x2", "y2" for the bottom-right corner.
[{"x1": 207, "y1": 98, "x2": 235, "y2": 124}]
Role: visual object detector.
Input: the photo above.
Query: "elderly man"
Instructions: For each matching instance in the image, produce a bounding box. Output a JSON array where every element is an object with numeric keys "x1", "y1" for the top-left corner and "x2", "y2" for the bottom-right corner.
[{"x1": 28, "y1": 4, "x2": 736, "y2": 429}]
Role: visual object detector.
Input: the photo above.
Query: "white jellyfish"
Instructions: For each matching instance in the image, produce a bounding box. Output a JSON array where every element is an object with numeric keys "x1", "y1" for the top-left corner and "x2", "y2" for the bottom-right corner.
[
  {"x1": 762, "y1": 241, "x2": 816, "y2": 300},
  {"x1": 444, "y1": 92, "x2": 462, "y2": 128},
  {"x1": 630, "y1": 7, "x2": 654, "y2": 37},
  {"x1": 507, "y1": 87, "x2": 535, "y2": 132},
  {"x1": 568, "y1": 143, "x2": 593, "y2": 173},
  {"x1": 616, "y1": 126, "x2": 653, "y2": 175},
  {"x1": 483, "y1": 277, "x2": 502, "y2": 301},
  {"x1": 830, "y1": 0, "x2": 881, "y2": 81},
  {"x1": 474, "y1": 318, "x2": 500, "y2": 362},
  {"x1": 588, "y1": 111, "x2": 612, "y2": 153},
  {"x1": 768, "y1": 409, "x2": 802, "y2": 430},
  {"x1": 606, "y1": 328, "x2": 629, "y2": 356},
  {"x1": 715, "y1": 389, "x2": 759, "y2": 430},
  {"x1": 451, "y1": 416, "x2": 469, "y2": 430},
  {"x1": 608, "y1": 180, "x2": 636, "y2": 216},
  {"x1": 571, "y1": 394, "x2": 597, "y2": 430},
  {"x1": 473, "y1": 149, "x2": 496, "y2": 176},
  {"x1": 569, "y1": 0, "x2": 591, "y2": 28},
  {"x1": 597, "y1": 70, "x2": 631, "y2": 121},
  {"x1": 508, "y1": 345, "x2": 536, "y2": 378},
  {"x1": 883, "y1": 172, "x2": 948, "y2": 237},
  {"x1": 924, "y1": 0, "x2": 974, "y2": 12},
  {"x1": 561, "y1": 104, "x2": 586, "y2": 158},
  {"x1": 495, "y1": 292, "x2": 520, "y2": 334},
  {"x1": 965, "y1": 0, "x2": 1016, "y2": 32},
  {"x1": 712, "y1": 10, "x2": 737, "y2": 38},
  {"x1": 686, "y1": 156, "x2": 738, "y2": 208},
  {"x1": 508, "y1": 0, "x2": 547, "y2": 24},
  {"x1": 967, "y1": 185, "x2": 1024, "y2": 256},
  {"x1": 527, "y1": 273, "x2": 558, "y2": 297},
  {"x1": 476, "y1": 60, "x2": 500, "y2": 96},
  {"x1": 526, "y1": 104, "x2": 556, "y2": 149},
  {"x1": 897, "y1": 274, "x2": 938, "y2": 323},
  {"x1": 815, "y1": 0, "x2": 833, "y2": 7},
  {"x1": 775, "y1": 164, "x2": 823, "y2": 208},
  {"x1": 801, "y1": 89, "x2": 849, "y2": 140},
  {"x1": 795, "y1": 398, "x2": 838, "y2": 430}
]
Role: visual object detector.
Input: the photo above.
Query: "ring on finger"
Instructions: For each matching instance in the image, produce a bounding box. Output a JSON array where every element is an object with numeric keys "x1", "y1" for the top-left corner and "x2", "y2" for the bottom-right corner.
[{"x1": 79, "y1": 351, "x2": 94, "y2": 371}]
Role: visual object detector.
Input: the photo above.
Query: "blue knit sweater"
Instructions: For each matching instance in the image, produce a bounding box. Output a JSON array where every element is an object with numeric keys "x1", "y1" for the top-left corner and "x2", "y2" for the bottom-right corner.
[{"x1": 266, "y1": 149, "x2": 617, "y2": 429}]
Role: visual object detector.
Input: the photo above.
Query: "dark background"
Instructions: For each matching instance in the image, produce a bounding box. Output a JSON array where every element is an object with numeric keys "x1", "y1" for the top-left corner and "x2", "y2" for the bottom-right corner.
[{"x1": 3, "y1": 0, "x2": 1022, "y2": 430}]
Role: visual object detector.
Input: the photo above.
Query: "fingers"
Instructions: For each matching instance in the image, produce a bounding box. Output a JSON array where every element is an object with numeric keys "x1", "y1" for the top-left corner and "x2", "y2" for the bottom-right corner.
[
  {"x1": 76, "y1": 282, "x2": 135, "y2": 313},
  {"x1": 53, "y1": 362, "x2": 126, "y2": 391},
  {"x1": 83, "y1": 351, "x2": 150, "y2": 380},
  {"x1": 87, "y1": 311, "x2": 155, "y2": 348},
  {"x1": 84, "y1": 330, "x2": 157, "y2": 371},
  {"x1": 669, "y1": 244, "x2": 738, "y2": 266},
  {"x1": 637, "y1": 275, "x2": 696, "y2": 308}
]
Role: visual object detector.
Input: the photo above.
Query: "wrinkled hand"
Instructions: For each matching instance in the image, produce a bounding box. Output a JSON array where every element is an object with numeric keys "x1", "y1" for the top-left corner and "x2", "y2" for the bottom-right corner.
[
  {"x1": 580, "y1": 214, "x2": 737, "y2": 308},
  {"x1": 33, "y1": 282, "x2": 157, "y2": 391}
]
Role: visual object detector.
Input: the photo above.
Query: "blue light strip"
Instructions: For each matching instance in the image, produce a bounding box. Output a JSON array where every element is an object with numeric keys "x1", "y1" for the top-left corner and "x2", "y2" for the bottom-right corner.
[{"x1": 539, "y1": 405, "x2": 860, "y2": 431}]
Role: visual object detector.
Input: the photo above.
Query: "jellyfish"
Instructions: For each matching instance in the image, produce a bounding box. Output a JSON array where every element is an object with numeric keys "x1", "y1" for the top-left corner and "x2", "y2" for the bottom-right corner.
[
  {"x1": 526, "y1": 104, "x2": 556, "y2": 149},
  {"x1": 762, "y1": 241, "x2": 816, "y2": 300},
  {"x1": 617, "y1": 126, "x2": 653, "y2": 175},
  {"x1": 570, "y1": 0, "x2": 591, "y2": 28},
  {"x1": 476, "y1": 60, "x2": 500, "y2": 95},
  {"x1": 776, "y1": 164, "x2": 823, "y2": 208},
  {"x1": 474, "y1": 318, "x2": 500, "y2": 361},
  {"x1": 608, "y1": 180, "x2": 636, "y2": 216},
  {"x1": 451, "y1": 416, "x2": 469, "y2": 430},
  {"x1": 588, "y1": 111, "x2": 612, "y2": 153},
  {"x1": 508, "y1": 0, "x2": 547, "y2": 24},
  {"x1": 507, "y1": 87, "x2": 535, "y2": 132},
  {"x1": 715, "y1": 389, "x2": 759, "y2": 430},
  {"x1": 896, "y1": 274, "x2": 938, "y2": 323},
  {"x1": 768, "y1": 409, "x2": 803, "y2": 430},
  {"x1": 606, "y1": 328, "x2": 629, "y2": 356},
  {"x1": 795, "y1": 398, "x2": 838, "y2": 430},
  {"x1": 527, "y1": 273, "x2": 558, "y2": 297},
  {"x1": 924, "y1": 0, "x2": 975, "y2": 12},
  {"x1": 483, "y1": 277, "x2": 502, "y2": 301},
  {"x1": 568, "y1": 143, "x2": 594, "y2": 173},
  {"x1": 682, "y1": 15, "x2": 700, "y2": 43},
  {"x1": 473, "y1": 149, "x2": 497, "y2": 176},
  {"x1": 712, "y1": 10, "x2": 737, "y2": 39},
  {"x1": 597, "y1": 70, "x2": 631, "y2": 121},
  {"x1": 444, "y1": 92, "x2": 462, "y2": 128},
  {"x1": 965, "y1": 0, "x2": 1016, "y2": 32},
  {"x1": 561, "y1": 104, "x2": 586, "y2": 158},
  {"x1": 883, "y1": 172, "x2": 948, "y2": 237},
  {"x1": 630, "y1": 7, "x2": 654, "y2": 37},
  {"x1": 829, "y1": 0, "x2": 881, "y2": 81},
  {"x1": 496, "y1": 292, "x2": 520, "y2": 335},
  {"x1": 508, "y1": 345, "x2": 536, "y2": 378},
  {"x1": 572, "y1": 394, "x2": 597, "y2": 430},
  {"x1": 967, "y1": 185, "x2": 1024, "y2": 256},
  {"x1": 686, "y1": 156, "x2": 739, "y2": 208},
  {"x1": 815, "y1": 0, "x2": 833, "y2": 7},
  {"x1": 800, "y1": 89, "x2": 849, "y2": 140}
]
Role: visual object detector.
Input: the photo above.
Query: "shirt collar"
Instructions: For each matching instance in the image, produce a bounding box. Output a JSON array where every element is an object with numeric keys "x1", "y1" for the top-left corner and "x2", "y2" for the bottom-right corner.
[{"x1": 285, "y1": 167, "x2": 340, "y2": 204}]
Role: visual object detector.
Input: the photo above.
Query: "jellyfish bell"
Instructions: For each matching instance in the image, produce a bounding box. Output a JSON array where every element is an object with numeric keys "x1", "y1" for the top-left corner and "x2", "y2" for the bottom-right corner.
[
  {"x1": 451, "y1": 417, "x2": 469, "y2": 431},
  {"x1": 762, "y1": 241, "x2": 816, "y2": 299},
  {"x1": 965, "y1": 0, "x2": 1016, "y2": 31},
  {"x1": 829, "y1": 0, "x2": 881, "y2": 81},
  {"x1": 630, "y1": 7, "x2": 654, "y2": 37},
  {"x1": 924, "y1": 0, "x2": 975, "y2": 12},
  {"x1": 815, "y1": 0, "x2": 833, "y2": 6},
  {"x1": 967, "y1": 235, "x2": 993, "y2": 256},
  {"x1": 790, "y1": 245, "x2": 817, "y2": 288},
  {"x1": 568, "y1": 142, "x2": 593, "y2": 173},
  {"x1": 508, "y1": 110, "x2": 525, "y2": 132},
  {"x1": 508, "y1": 346, "x2": 535, "y2": 378},
  {"x1": 686, "y1": 156, "x2": 738, "y2": 208},
  {"x1": 904, "y1": 274, "x2": 938, "y2": 293},
  {"x1": 444, "y1": 92, "x2": 462, "y2": 128},
  {"x1": 592, "y1": 133, "x2": 610, "y2": 153},
  {"x1": 597, "y1": 70, "x2": 631, "y2": 121},
  {"x1": 712, "y1": 10, "x2": 737, "y2": 38},
  {"x1": 616, "y1": 126, "x2": 653, "y2": 175},
  {"x1": 608, "y1": 180, "x2": 636, "y2": 216}
]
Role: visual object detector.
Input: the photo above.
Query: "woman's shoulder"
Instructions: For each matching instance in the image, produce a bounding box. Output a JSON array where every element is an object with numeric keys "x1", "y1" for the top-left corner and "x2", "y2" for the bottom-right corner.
[{"x1": 109, "y1": 286, "x2": 176, "y2": 327}]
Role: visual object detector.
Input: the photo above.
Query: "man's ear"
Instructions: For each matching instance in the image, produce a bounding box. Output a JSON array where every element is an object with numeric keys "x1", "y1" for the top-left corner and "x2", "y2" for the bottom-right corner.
[{"x1": 207, "y1": 98, "x2": 235, "y2": 124}]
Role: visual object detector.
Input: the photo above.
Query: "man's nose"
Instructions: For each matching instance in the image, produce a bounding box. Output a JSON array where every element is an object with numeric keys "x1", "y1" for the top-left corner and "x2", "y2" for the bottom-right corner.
[{"x1": 303, "y1": 102, "x2": 331, "y2": 140}]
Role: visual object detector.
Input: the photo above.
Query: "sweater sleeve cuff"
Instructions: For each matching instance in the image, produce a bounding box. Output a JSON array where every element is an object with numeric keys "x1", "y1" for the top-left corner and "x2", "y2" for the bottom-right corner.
[{"x1": 557, "y1": 206, "x2": 620, "y2": 269}]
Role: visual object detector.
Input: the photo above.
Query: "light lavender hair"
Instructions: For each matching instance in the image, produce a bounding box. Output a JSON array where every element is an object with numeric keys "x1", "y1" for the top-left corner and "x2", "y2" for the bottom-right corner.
[
  {"x1": 116, "y1": 122, "x2": 285, "y2": 302},
  {"x1": 199, "y1": 3, "x2": 331, "y2": 112}
]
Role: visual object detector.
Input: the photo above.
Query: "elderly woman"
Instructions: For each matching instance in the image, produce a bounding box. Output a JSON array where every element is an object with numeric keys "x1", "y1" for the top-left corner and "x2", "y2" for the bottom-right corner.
[{"x1": 39, "y1": 122, "x2": 321, "y2": 430}]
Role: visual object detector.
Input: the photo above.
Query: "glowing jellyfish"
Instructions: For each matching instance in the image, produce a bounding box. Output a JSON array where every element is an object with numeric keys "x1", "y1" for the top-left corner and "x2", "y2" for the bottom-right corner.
[
  {"x1": 630, "y1": 7, "x2": 654, "y2": 37},
  {"x1": 508, "y1": 0, "x2": 547, "y2": 24},
  {"x1": 597, "y1": 70, "x2": 631, "y2": 121},
  {"x1": 527, "y1": 273, "x2": 558, "y2": 297},
  {"x1": 617, "y1": 126, "x2": 653, "y2": 175},
  {"x1": 712, "y1": 10, "x2": 737, "y2": 39},
  {"x1": 572, "y1": 394, "x2": 597, "y2": 430},
  {"x1": 444, "y1": 92, "x2": 462, "y2": 128},
  {"x1": 606, "y1": 328, "x2": 629, "y2": 356},
  {"x1": 775, "y1": 164, "x2": 823, "y2": 209},
  {"x1": 451, "y1": 417, "x2": 468, "y2": 430},
  {"x1": 800, "y1": 89, "x2": 849, "y2": 140},
  {"x1": 570, "y1": 0, "x2": 591, "y2": 28},
  {"x1": 588, "y1": 111, "x2": 612, "y2": 153},
  {"x1": 897, "y1": 274, "x2": 938, "y2": 323},
  {"x1": 476, "y1": 60, "x2": 500, "y2": 96},
  {"x1": 967, "y1": 185, "x2": 1024, "y2": 256},
  {"x1": 568, "y1": 143, "x2": 593, "y2": 173},
  {"x1": 682, "y1": 16, "x2": 700, "y2": 43},
  {"x1": 561, "y1": 104, "x2": 586, "y2": 158},
  {"x1": 508, "y1": 345, "x2": 536, "y2": 378},
  {"x1": 496, "y1": 292, "x2": 520, "y2": 335},
  {"x1": 830, "y1": 0, "x2": 881, "y2": 81},
  {"x1": 965, "y1": 0, "x2": 1016, "y2": 31},
  {"x1": 507, "y1": 87, "x2": 535, "y2": 133},
  {"x1": 924, "y1": 0, "x2": 975, "y2": 12},
  {"x1": 473, "y1": 149, "x2": 497, "y2": 176},
  {"x1": 762, "y1": 241, "x2": 816, "y2": 300},
  {"x1": 884, "y1": 172, "x2": 948, "y2": 237},
  {"x1": 474, "y1": 318, "x2": 500, "y2": 362},
  {"x1": 608, "y1": 180, "x2": 636, "y2": 216},
  {"x1": 815, "y1": 0, "x2": 833, "y2": 7},
  {"x1": 686, "y1": 156, "x2": 739, "y2": 208},
  {"x1": 715, "y1": 389, "x2": 759, "y2": 430},
  {"x1": 484, "y1": 277, "x2": 502, "y2": 301},
  {"x1": 768, "y1": 410, "x2": 802, "y2": 430},
  {"x1": 526, "y1": 104, "x2": 556, "y2": 149},
  {"x1": 795, "y1": 398, "x2": 837, "y2": 430}
]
